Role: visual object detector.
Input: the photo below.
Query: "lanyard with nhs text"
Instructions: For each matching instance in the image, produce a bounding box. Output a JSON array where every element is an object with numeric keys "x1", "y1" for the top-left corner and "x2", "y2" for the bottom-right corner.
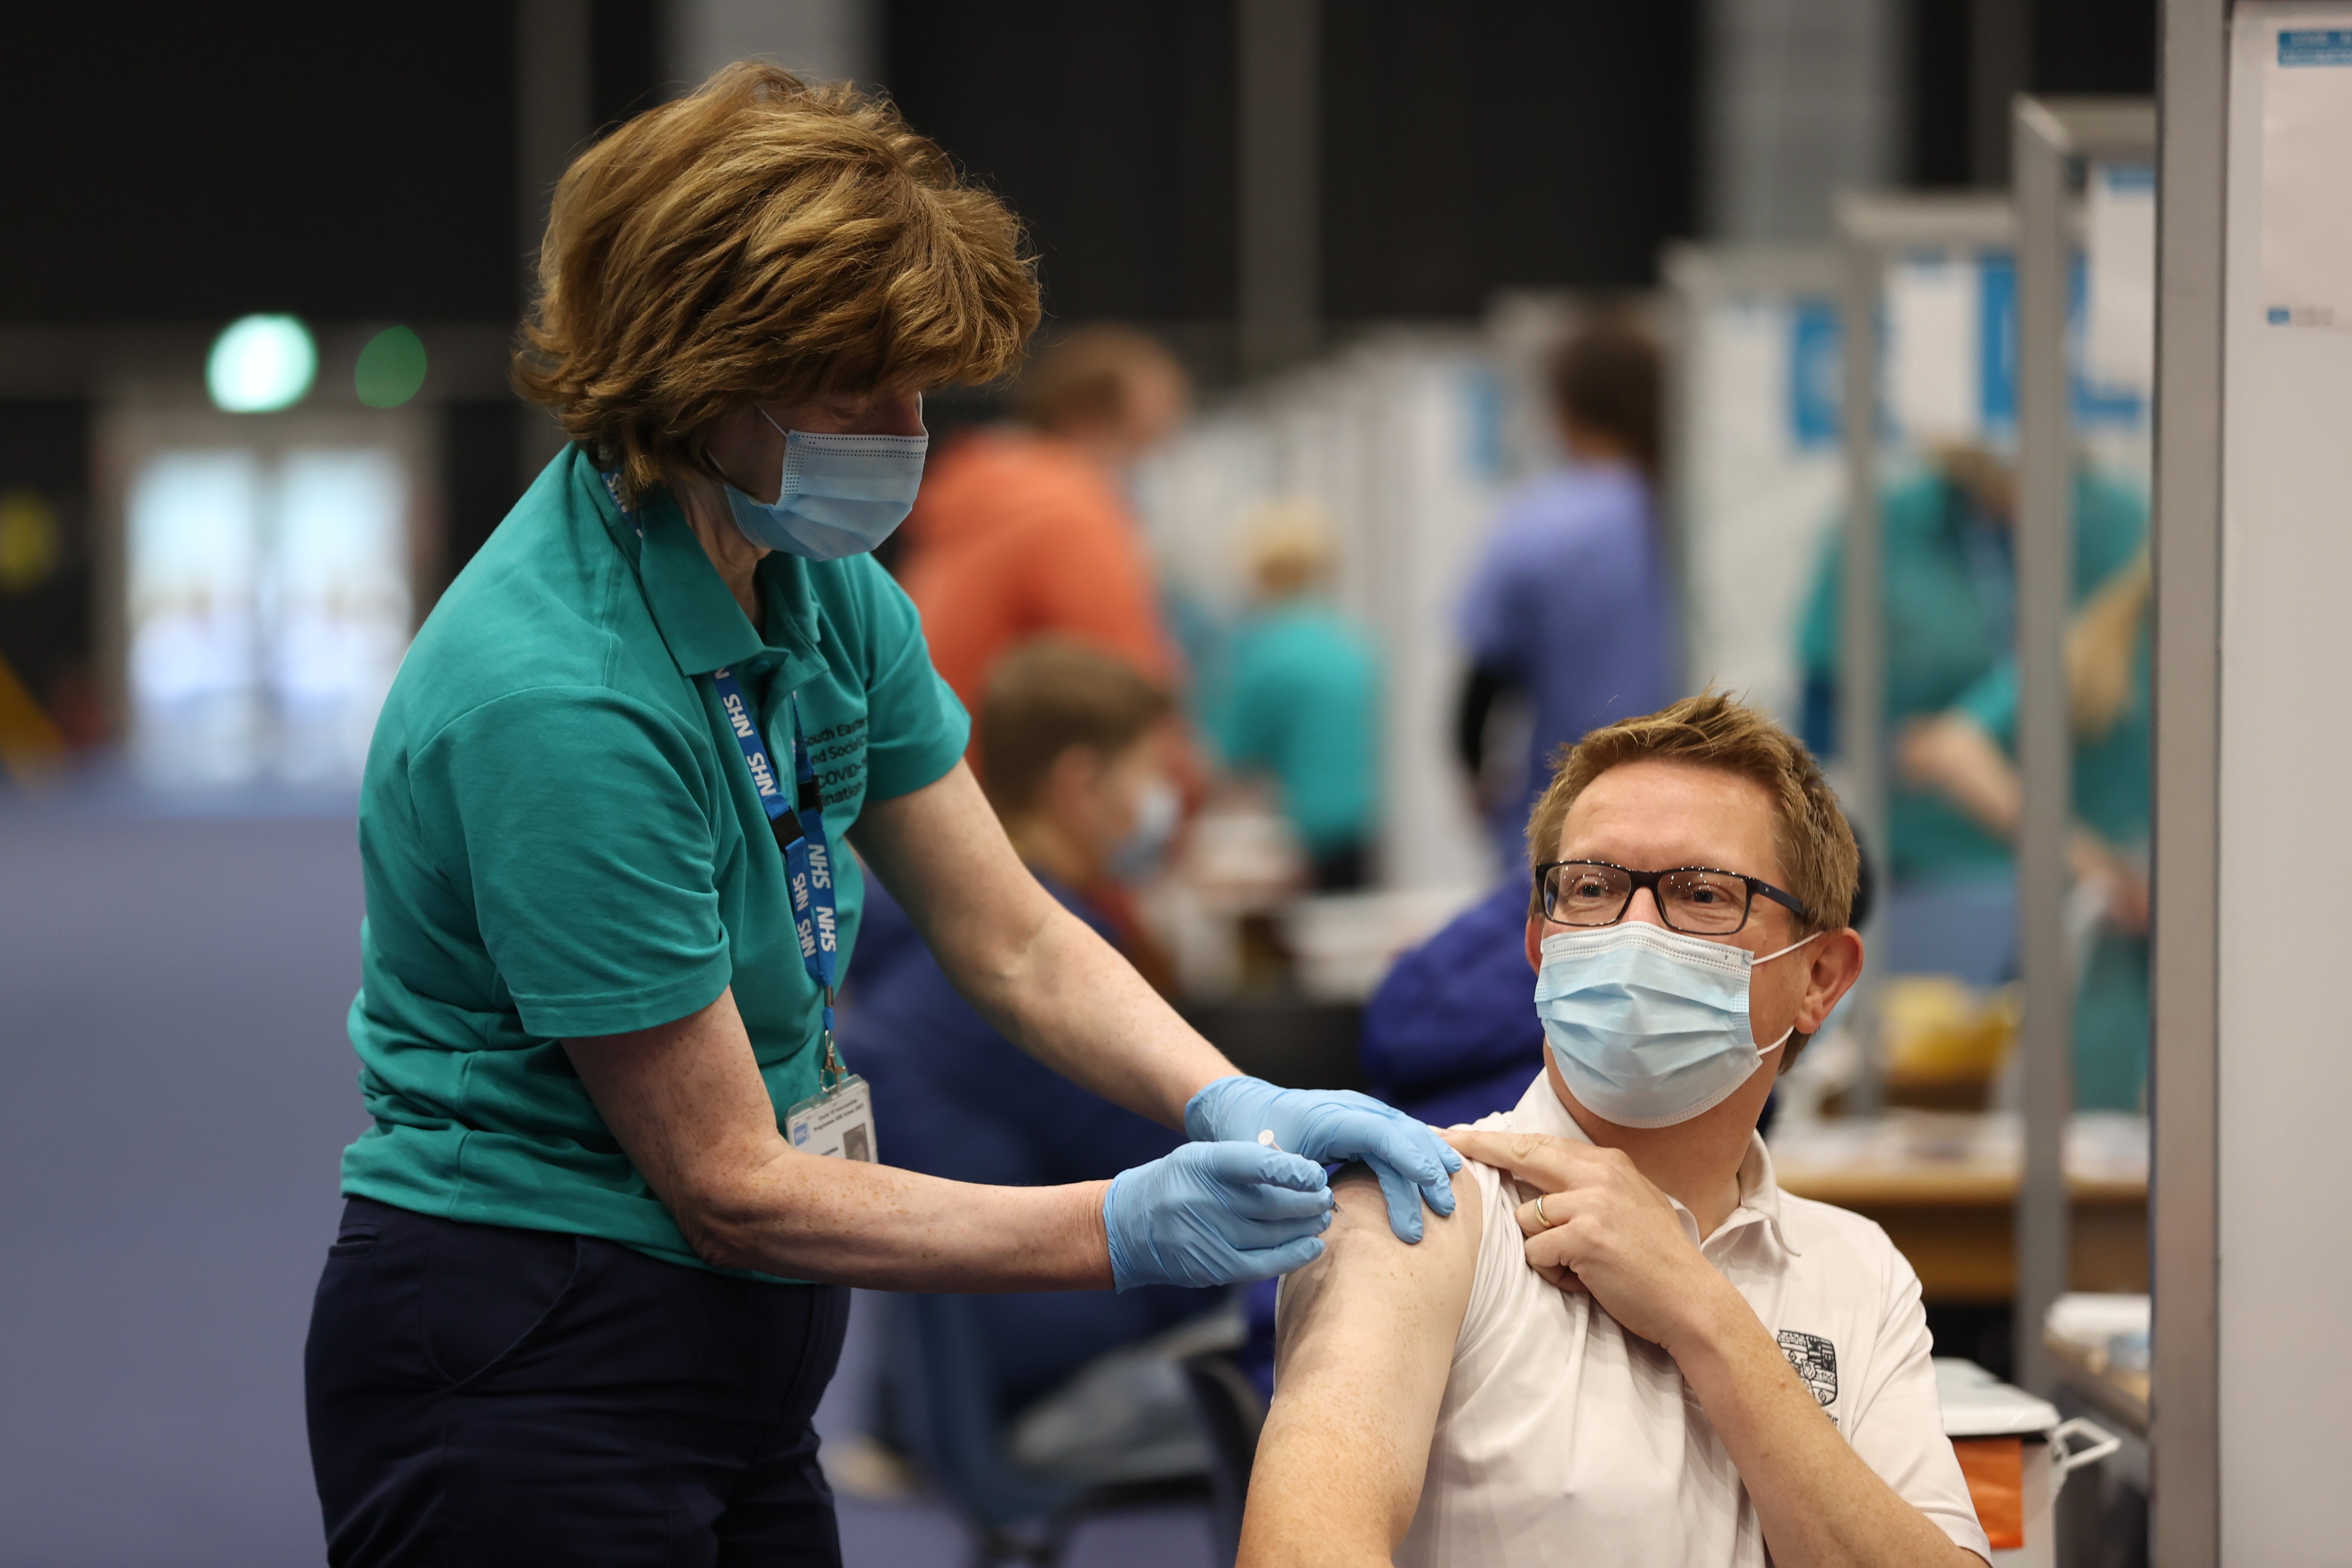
[
  {"x1": 710, "y1": 665, "x2": 845, "y2": 1088},
  {"x1": 607, "y1": 469, "x2": 868, "y2": 1155}
]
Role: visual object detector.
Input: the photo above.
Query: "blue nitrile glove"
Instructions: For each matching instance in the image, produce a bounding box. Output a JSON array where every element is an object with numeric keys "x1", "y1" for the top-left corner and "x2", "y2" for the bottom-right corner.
[
  {"x1": 1102, "y1": 1140, "x2": 1335, "y2": 1291},
  {"x1": 1185, "y1": 1076, "x2": 1463, "y2": 1243}
]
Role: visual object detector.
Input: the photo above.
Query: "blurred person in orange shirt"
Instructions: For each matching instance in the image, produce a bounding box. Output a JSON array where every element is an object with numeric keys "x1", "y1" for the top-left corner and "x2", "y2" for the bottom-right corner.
[{"x1": 895, "y1": 325, "x2": 1190, "y2": 735}]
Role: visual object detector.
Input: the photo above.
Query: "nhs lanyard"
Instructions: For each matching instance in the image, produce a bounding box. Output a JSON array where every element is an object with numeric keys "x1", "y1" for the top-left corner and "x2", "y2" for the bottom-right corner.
[
  {"x1": 712, "y1": 666, "x2": 846, "y2": 1083},
  {"x1": 603, "y1": 471, "x2": 845, "y2": 1086}
]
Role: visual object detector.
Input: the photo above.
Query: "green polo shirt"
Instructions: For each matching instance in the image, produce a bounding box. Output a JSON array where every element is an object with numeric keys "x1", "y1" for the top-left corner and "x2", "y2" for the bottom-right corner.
[{"x1": 340, "y1": 444, "x2": 968, "y2": 1270}]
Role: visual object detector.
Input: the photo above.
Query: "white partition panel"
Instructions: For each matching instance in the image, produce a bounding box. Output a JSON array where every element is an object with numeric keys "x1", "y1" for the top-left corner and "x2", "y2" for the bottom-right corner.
[{"x1": 2214, "y1": 7, "x2": 2352, "y2": 1559}]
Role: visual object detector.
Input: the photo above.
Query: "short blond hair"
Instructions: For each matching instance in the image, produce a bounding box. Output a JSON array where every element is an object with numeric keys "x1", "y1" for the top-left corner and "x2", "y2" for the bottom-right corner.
[
  {"x1": 1525, "y1": 692, "x2": 1859, "y2": 933},
  {"x1": 515, "y1": 62, "x2": 1041, "y2": 502}
]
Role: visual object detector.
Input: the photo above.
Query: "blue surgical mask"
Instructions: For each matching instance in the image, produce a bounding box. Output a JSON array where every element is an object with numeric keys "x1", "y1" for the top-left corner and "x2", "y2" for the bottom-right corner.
[
  {"x1": 723, "y1": 409, "x2": 928, "y2": 560},
  {"x1": 1109, "y1": 777, "x2": 1182, "y2": 881},
  {"x1": 1533, "y1": 922, "x2": 1819, "y2": 1129}
]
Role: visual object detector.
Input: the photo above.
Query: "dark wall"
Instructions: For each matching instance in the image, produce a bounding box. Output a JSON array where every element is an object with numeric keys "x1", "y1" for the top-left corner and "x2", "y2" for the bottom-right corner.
[
  {"x1": 883, "y1": 0, "x2": 1701, "y2": 332},
  {"x1": 1, "y1": 2, "x2": 664, "y2": 328},
  {"x1": 1905, "y1": 0, "x2": 2159, "y2": 187},
  {"x1": 1321, "y1": 0, "x2": 1700, "y2": 318},
  {"x1": 4, "y1": 6, "x2": 518, "y2": 325},
  {"x1": 883, "y1": 2, "x2": 1240, "y2": 324}
]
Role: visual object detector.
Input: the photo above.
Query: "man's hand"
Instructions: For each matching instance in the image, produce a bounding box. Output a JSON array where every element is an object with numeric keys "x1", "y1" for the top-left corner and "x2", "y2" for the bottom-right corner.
[
  {"x1": 1447, "y1": 1129, "x2": 1988, "y2": 1567},
  {"x1": 1442, "y1": 1128, "x2": 1743, "y2": 1355}
]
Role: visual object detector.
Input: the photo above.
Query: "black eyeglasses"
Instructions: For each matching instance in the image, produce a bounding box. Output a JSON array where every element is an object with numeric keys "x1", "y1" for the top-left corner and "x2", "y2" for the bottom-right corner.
[{"x1": 1534, "y1": 860, "x2": 1812, "y2": 935}]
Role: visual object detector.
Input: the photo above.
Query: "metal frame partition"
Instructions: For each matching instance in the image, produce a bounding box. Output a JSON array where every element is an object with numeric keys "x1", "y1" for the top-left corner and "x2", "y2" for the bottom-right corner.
[
  {"x1": 2009, "y1": 96, "x2": 2158, "y2": 1402},
  {"x1": 1657, "y1": 241, "x2": 1842, "y2": 709},
  {"x1": 2145, "y1": 5, "x2": 2223, "y2": 1562},
  {"x1": 1831, "y1": 191, "x2": 2016, "y2": 1117}
]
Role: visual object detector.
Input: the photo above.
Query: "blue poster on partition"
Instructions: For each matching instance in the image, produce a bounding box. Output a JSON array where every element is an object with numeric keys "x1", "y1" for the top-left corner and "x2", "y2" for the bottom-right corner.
[
  {"x1": 1977, "y1": 253, "x2": 2143, "y2": 434},
  {"x1": 2279, "y1": 29, "x2": 2352, "y2": 66},
  {"x1": 1787, "y1": 297, "x2": 1844, "y2": 451}
]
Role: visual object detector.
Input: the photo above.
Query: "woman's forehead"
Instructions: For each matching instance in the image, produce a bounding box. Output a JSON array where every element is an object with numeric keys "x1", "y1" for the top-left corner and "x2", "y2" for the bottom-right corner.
[{"x1": 1555, "y1": 760, "x2": 1782, "y2": 876}]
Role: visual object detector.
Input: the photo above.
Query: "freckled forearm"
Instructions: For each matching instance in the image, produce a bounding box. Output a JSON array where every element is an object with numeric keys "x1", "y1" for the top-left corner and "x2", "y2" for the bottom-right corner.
[{"x1": 688, "y1": 1153, "x2": 1116, "y2": 1291}]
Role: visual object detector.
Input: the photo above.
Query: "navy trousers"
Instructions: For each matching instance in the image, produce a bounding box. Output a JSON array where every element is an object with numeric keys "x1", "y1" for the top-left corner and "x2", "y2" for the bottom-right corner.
[{"x1": 306, "y1": 1197, "x2": 849, "y2": 1566}]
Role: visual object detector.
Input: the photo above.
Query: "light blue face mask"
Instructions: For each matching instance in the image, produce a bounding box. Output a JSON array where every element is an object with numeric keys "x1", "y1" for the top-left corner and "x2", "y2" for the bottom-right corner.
[
  {"x1": 1108, "y1": 776, "x2": 1182, "y2": 882},
  {"x1": 723, "y1": 409, "x2": 929, "y2": 561},
  {"x1": 1534, "y1": 922, "x2": 1819, "y2": 1129}
]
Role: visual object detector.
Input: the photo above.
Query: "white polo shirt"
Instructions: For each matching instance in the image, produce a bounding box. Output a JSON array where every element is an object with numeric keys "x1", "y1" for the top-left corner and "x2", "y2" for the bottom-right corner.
[{"x1": 1393, "y1": 1074, "x2": 1991, "y2": 1566}]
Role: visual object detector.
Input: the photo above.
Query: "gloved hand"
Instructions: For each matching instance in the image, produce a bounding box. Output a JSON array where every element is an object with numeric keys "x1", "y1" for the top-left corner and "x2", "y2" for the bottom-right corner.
[
  {"x1": 1186, "y1": 1076, "x2": 1462, "y2": 1243},
  {"x1": 1102, "y1": 1140, "x2": 1335, "y2": 1291}
]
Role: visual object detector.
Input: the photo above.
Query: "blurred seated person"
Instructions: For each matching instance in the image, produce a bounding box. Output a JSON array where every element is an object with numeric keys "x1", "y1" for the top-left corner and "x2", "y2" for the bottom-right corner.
[
  {"x1": 1899, "y1": 553, "x2": 2151, "y2": 1111},
  {"x1": 1456, "y1": 316, "x2": 1677, "y2": 860},
  {"x1": 1213, "y1": 502, "x2": 1382, "y2": 890},
  {"x1": 841, "y1": 640, "x2": 1208, "y2": 1420},
  {"x1": 895, "y1": 325, "x2": 1191, "y2": 748},
  {"x1": 1360, "y1": 878, "x2": 1544, "y2": 1127},
  {"x1": 1798, "y1": 448, "x2": 2143, "y2": 981},
  {"x1": 1239, "y1": 694, "x2": 1990, "y2": 1568}
]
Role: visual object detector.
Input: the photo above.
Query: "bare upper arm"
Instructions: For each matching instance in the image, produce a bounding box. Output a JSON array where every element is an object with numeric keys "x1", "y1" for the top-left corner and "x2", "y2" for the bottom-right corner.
[
  {"x1": 563, "y1": 986, "x2": 788, "y2": 1266},
  {"x1": 1237, "y1": 1161, "x2": 1485, "y2": 1568}
]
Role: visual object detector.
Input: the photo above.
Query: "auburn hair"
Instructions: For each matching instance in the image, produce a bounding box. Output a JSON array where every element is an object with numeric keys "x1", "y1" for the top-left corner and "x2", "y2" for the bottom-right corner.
[
  {"x1": 1525, "y1": 691, "x2": 1859, "y2": 935},
  {"x1": 514, "y1": 62, "x2": 1041, "y2": 502}
]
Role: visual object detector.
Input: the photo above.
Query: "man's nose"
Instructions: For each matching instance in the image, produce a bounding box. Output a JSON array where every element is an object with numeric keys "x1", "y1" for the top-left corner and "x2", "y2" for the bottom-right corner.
[{"x1": 1625, "y1": 887, "x2": 1668, "y2": 927}]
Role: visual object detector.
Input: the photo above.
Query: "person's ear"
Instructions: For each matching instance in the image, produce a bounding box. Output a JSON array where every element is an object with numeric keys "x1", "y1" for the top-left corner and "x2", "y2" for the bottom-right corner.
[
  {"x1": 1794, "y1": 927, "x2": 1866, "y2": 1035},
  {"x1": 1525, "y1": 913, "x2": 1546, "y2": 975}
]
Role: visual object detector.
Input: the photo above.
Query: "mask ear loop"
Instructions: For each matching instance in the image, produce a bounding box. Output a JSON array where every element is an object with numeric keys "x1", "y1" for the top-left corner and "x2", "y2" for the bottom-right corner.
[
  {"x1": 1754, "y1": 929, "x2": 1824, "y2": 966},
  {"x1": 1751, "y1": 929, "x2": 1825, "y2": 1057}
]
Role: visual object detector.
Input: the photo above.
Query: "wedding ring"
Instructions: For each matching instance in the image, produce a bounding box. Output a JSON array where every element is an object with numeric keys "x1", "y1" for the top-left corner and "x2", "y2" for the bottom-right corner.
[{"x1": 1534, "y1": 1193, "x2": 1552, "y2": 1228}]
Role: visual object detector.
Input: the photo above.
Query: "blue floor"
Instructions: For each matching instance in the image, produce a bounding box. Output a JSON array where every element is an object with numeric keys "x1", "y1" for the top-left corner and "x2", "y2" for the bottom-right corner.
[{"x1": 0, "y1": 795, "x2": 1215, "y2": 1567}]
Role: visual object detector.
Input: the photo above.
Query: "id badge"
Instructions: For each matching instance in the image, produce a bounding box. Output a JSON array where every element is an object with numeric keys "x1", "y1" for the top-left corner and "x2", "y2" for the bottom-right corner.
[{"x1": 786, "y1": 1074, "x2": 878, "y2": 1162}]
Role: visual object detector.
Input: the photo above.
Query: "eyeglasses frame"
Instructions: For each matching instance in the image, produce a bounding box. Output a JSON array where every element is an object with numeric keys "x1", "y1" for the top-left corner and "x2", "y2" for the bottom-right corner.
[{"x1": 1533, "y1": 859, "x2": 1814, "y2": 934}]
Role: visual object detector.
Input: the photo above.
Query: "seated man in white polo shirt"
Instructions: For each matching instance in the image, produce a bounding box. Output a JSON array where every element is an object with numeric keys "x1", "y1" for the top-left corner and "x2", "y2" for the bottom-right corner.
[{"x1": 1239, "y1": 692, "x2": 1991, "y2": 1568}]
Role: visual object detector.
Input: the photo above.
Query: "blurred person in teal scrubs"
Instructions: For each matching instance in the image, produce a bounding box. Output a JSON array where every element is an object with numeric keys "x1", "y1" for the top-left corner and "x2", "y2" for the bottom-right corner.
[
  {"x1": 1899, "y1": 554, "x2": 2152, "y2": 1110},
  {"x1": 1213, "y1": 503, "x2": 1381, "y2": 890},
  {"x1": 1797, "y1": 447, "x2": 2146, "y2": 983}
]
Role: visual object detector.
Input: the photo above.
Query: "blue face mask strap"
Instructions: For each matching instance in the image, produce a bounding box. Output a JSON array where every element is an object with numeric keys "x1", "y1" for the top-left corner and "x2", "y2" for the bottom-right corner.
[{"x1": 710, "y1": 666, "x2": 844, "y2": 1091}]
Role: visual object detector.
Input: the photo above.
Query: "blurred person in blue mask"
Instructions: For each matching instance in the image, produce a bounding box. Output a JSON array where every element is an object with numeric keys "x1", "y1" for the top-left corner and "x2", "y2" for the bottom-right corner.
[
  {"x1": 1213, "y1": 502, "x2": 1381, "y2": 891},
  {"x1": 1456, "y1": 317, "x2": 1678, "y2": 862},
  {"x1": 844, "y1": 640, "x2": 1214, "y2": 1438},
  {"x1": 1796, "y1": 447, "x2": 2144, "y2": 982},
  {"x1": 303, "y1": 66, "x2": 1456, "y2": 1568},
  {"x1": 1899, "y1": 554, "x2": 2151, "y2": 1110}
]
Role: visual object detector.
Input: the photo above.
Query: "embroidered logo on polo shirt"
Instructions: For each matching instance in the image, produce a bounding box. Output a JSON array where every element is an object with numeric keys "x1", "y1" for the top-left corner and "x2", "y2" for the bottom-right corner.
[{"x1": 1777, "y1": 1329, "x2": 1838, "y2": 1408}]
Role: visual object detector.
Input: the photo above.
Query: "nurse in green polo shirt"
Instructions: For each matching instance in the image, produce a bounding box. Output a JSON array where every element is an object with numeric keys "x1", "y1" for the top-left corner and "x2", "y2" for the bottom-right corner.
[{"x1": 303, "y1": 64, "x2": 1458, "y2": 1567}]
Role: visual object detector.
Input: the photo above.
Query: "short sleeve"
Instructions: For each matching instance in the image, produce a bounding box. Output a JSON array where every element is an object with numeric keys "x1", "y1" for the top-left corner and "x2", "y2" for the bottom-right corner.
[
  {"x1": 2070, "y1": 473, "x2": 2148, "y2": 599},
  {"x1": 1457, "y1": 530, "x2": 1531, "y2": 675},
  {"x1": 410, "y1": 686, "x2": 733, "y2": 1039},
  {"x1": 848, "y1": 557, "x2": 973, "y2": 801},
  {"x1": 1798, "y1": 523, "x2": 1844, "y2": 683},
  {"x1": 1842, "y1": 1243, "x2": 1997, "y2": 1562},
  {"x1": 1952, "y1": 657, "x2": 2021, "y2": 754}
]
